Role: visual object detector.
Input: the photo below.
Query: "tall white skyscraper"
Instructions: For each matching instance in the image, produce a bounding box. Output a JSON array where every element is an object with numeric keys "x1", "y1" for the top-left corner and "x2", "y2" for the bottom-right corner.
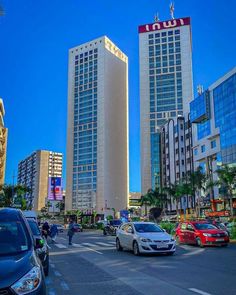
[
  {"x1": 66, "y1": 36, "x2": 129, "y2": 215},
  {"x1": 139, "y1": 17, "x2": 193, "y2": 194}
]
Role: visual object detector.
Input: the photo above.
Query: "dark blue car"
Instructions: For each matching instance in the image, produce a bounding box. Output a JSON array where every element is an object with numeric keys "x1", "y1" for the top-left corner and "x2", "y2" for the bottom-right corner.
[{"x1": 0, "y1": 208, "x2": 46, "y2": 294}]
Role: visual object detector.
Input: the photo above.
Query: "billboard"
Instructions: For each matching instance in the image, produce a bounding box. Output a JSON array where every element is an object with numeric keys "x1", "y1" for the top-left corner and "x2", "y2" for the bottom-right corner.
[{"x1": 48, "y1": 177, "x2": 63, "y2": 201}]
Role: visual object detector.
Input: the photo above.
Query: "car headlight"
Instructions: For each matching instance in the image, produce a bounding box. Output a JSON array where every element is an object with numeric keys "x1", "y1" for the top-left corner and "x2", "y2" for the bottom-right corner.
[
  {"x1": 203, "y1": 233, "x2": 212, "y2": 237},
  {"x1": 140, "y1": 238, "x2": 152, "y2": 242},
  {"x1": 11, "y1": 266, "x2": 41, "y2": 294}
]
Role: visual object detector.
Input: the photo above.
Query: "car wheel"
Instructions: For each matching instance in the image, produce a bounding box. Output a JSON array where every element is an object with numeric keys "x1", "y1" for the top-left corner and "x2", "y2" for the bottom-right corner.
[
  {"x1": 44, "y1": 256, "x2": 49, "y2": 276},
  {"x1": 116, "y1": 238, "x2": 123, "y2": 251},
  {"x1": 196, "y1": 237, "x2": 204, "y2": 248},
  {"x1": 133, "y1": 241, "x2": 140, "y2": 256}
]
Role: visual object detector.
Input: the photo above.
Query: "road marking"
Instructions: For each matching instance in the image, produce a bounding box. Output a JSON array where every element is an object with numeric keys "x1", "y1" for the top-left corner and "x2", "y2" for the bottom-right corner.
[
  {"x1": 184, "y1": 249, "x2": 205, "y2": 256},
  {"x1": 82, "y1": 246, "x2": 103, "y2": 255},
  {"x1": 60, "y1": 281, "x2": 70, "y2": 291},
  {"x1": 107, "y1": 241, "x2": 116, "y2": 245},
  {"x1": 55, "y1": 243, "x2": 67, "y2": 249},
  {"x1": 54, "y1": 270, "x2": 62, "y2": 277},
  {"x1": 72, "y1": 243, "x2": 83, "y2": 248},
  {"x1": 189, "y1": 288, "x2": 212, "y2": 295},
  {"x1": 59, "y1": 237, "x2": 67, "y2": 241},
  {"x1": 95, "y1": 242, "x2": 114, "y2": 247},
  {"x1": 48, "y1": 290, "x2": 56, "y2": 295},
  {"x1": 82, "y1": 242, "x2": 96, "y2": 247},
  {"x1": 47, "y1": 245, "x2": 52, "y2": 249},
  {"x1": 50, "y1": 263, "x2": 55, "y2": 268}
]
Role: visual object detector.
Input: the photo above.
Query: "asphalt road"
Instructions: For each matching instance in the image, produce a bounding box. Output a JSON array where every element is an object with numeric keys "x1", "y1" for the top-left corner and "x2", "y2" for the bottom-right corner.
[{"x1": 45, "y1": 230, "x2": 236, "y2": 295}]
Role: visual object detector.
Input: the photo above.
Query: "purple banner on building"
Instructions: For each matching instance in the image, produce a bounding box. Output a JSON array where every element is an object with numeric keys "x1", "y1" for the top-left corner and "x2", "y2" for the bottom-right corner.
[{"x1": 48, "y1": 177, "x2": 63, "y2": 201}]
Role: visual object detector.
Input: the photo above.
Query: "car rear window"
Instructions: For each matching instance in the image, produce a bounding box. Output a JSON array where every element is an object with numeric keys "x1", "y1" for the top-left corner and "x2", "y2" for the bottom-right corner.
[{"x1": 0, "y1": 221, "x2": 30, "y2": 255}]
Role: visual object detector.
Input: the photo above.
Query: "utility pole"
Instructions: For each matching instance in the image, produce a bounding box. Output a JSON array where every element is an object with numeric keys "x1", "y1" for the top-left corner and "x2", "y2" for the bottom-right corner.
[{"x1": 12, "y1": 171, "x2": 16, "y2": 207}]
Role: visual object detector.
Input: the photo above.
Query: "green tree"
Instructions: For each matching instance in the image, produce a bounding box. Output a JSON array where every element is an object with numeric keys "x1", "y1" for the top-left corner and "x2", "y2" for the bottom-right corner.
[
  {"x1": 0, "y1": 184, "x2": 31, "y2": 209},
  {"x1": 211, "y1": 165, "x2": 236, "y2": 216}
]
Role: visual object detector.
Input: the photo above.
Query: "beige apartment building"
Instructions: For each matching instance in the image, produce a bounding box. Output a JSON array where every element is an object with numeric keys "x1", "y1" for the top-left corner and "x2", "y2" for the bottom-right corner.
[
  {"x1": 0, "y1": 99, "x2": 8, "y2": 185},
  {"x1": 66, "y1": 36, "x2": 129, "y2": 215},
  {"x1": 17, "y1": 150, "x2": 63, "y2": 211}
]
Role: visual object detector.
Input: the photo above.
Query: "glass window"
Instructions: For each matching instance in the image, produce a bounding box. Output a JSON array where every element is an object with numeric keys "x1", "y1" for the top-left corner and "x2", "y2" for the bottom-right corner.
[
  {"x1": 201, "y1": 145, "x2": 206, "y2": 153},
  {"x1": 211, "y1": 140, "x2": 216, "y2": 149}
]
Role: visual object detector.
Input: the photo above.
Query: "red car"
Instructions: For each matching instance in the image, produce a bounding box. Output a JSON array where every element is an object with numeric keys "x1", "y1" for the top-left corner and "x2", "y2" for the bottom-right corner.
[{"x1": 175, "y1": 221, "x2": 229, "y2": 247}]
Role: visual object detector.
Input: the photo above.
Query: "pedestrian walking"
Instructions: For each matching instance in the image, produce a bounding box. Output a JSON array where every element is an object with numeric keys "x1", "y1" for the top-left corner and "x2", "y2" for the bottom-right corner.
[
  {"x1": 50, "y1": 224, "x2": 58, "y2": 243},
  {"x1": 67, "y1": 220, "x2": 75, "y2": 245},
  {"x1": 42, "y1": 221, "x2": 50, "y2": 240}
]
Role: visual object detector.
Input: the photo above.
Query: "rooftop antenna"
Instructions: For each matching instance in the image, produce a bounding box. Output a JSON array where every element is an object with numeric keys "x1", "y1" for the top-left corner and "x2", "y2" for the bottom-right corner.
[
  {"x1": 154, "y1": 12, "x2": 160, "y2": 23},
  {"x1": 197, "y1": 85, "x2": 204, "y2": 95},
  {"x1": 170, "y1": 2, "x2": 175, "y2": 19}
]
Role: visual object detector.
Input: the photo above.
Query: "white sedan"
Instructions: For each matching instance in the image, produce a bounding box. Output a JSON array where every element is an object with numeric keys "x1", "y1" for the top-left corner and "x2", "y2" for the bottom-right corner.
[{"x1": 116, "y1": 222, "x2": 176, "y2": 255}]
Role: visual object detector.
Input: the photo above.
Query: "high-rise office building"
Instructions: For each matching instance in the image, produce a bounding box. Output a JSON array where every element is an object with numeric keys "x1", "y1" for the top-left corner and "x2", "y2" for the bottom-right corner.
[
  {"x1": 139, "y1": 17, "x2": 193, "y2": 194},
  {"x1": 0, "y1": 98, "x2": 8, "y2": 185},
  {"x1": 190, "y1": 67, "x2": 236, "y2": 207},
  {"x1": 66, "y1": 36, "x2": 129, "y2": 214},
  {"x1": 18, "y1": 150, "x2": 63, "y2": 211}
]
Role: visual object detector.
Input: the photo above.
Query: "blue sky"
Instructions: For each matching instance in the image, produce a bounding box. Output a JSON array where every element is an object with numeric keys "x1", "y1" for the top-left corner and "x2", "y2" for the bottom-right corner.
[{"x1": 0, "y1": 0, "x2": 235, "y2": 192}]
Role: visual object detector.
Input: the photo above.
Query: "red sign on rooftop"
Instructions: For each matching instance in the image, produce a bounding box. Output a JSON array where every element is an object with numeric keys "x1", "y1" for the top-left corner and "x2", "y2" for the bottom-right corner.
[{"x1": 138, "y1": 17, "x2": 190, "y2": 34}]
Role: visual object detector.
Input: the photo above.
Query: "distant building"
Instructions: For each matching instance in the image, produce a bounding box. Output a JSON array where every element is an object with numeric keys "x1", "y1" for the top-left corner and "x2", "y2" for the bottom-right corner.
[
  {"x1": 160, "y1": 115, "x2": 194, "y2": 213},
  {"x1": 0, "y1": 99, "x2": 7, "y2": 185},
  {"x1": 129, "y1": 192, "x2": 142, "y2": 207},
  {"x1": 190, "y1": 67, "x2": 236, "y2": 206},
  {"x1": 17, "y1": 150, "x2": 63, "y2": 211},
  {"x1": 139, "y1": 16, "x2": 193, "y2": 194},
  {"x1": 66, "y1": 36, "x2": 129, "y2": 215}
]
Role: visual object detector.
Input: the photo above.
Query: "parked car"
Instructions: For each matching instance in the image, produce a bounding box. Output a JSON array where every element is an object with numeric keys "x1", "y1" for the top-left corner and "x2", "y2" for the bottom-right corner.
[
  {"x1": 0, "y1": 208, "x2": 46, "y2": 294},
  {"x1": 73, "y1": 223, "x2": 83, "y2": 232},
  {"x1": 116, "y1": 222, "x2": 176, "y2": 255},
  {"x1": 55, "y1": 224, "x2": 64, "y2": 233},
  {"x1": 103, "y1": 219, "x2": 122, "y2": 236},
  {"x1": 175, "y1": 221, "x2": 229, "y2": 247},
  {"x1": 27, "y1": 218, "x2": 50, "y2": 276}
]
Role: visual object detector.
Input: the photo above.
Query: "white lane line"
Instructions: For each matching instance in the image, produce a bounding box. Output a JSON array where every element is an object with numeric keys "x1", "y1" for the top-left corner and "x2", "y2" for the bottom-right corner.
[
  {"x1": 60, "y1": 281, "x2": 70, "y2": 291},
  {"x1": 81, "y1": 242, "x2": 96, "y2": 247},
  {"x1": 72, "y1": 243, "x2": 83, "y2": 248},
  {"x1": 107, "y1": 241, "x2": 116, "y2": 245},
  {"x1": 54, "y1": 270, "x2": 62, "y2": 277},
  {"x1": 55, "y1": 243, "x2": 67, "y2": 249},
  {"x1": 189, "y1": 288, "x2": 212, "y2": 295},
  {"x1": 95, "y1": 242, "x2": 114, "y2": 247},
  {"x1": 83, "y1": 246, "x2": 103, "y2": 255},
  {"x1": 184, "y1": 249, "x2": 205, "y2": 256}
]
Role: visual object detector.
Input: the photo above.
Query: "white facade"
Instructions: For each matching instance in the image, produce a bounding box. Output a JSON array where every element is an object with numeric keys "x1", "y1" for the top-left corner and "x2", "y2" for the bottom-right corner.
[
  {"x1": 66, "y1": 36, "x2": 129, "y2": 215},
  {"x1": 139, "y1": 18, "x2": 193, "y2": 194}
]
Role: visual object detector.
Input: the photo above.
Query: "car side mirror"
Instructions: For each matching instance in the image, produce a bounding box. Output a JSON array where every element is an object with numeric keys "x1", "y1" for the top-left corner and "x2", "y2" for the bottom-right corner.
[{"x1": 35, "y1": 238, "x2": 44, "y2": 249}]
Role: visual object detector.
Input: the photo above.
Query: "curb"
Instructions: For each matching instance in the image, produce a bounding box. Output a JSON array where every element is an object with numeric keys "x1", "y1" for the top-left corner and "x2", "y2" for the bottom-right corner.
[{"x1": 230, "y1": 240, "x2": 236, "y2": 244}]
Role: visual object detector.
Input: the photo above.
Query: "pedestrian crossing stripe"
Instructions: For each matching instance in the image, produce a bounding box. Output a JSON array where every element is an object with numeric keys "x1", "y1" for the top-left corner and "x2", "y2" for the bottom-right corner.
[
  {"x1": 81, "y1": 242, "x2": 96, "y2": 247},
  {"x1": 54, "y1": 243, "x2": 67, "y2": 249},
  {"x1": 95, "y1": 242, "x2": 115, "y2": 247}
]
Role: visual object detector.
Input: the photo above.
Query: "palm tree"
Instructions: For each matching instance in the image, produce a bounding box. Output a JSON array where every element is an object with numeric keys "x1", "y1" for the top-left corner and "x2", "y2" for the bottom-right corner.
[
  {"x1": 140, "y1": 188, "x2": 168, "y2": 221},
  {"x1": 212, "y1": 165, "x2": 236, "y2": 216}
]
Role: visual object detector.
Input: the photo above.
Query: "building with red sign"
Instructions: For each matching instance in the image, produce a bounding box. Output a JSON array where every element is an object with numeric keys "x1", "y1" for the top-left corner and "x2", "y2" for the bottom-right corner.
[{"x1": 139, "y1": 17, "x2": 194, "y2": 194}]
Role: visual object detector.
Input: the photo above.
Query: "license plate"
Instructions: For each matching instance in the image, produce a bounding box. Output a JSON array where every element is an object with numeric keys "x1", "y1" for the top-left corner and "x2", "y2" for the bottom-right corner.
[
  {"x1": 216, "y1": 239, "x2": 224, "y2": 242},
  {"x1": 156, "y1": 243, "x2": 168, "y2": 249}
]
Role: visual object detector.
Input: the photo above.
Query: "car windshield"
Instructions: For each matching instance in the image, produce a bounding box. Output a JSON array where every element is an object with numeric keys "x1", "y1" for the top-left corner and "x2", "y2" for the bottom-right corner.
[
  {"x1": 28, "y1": 220, "x2": 41, "y2": 236},
  {"x1": 110, "y1": 220, "x2": 122, "y2": 226},
  {"x1": 194, "y1": 223, "x2": 218, "y2": 230},
  {"x1": 0, "y1": 221, "x2": 30, "y2": 255},
  {"x1": 134, "y1": 223, "x2": 164, "y2": 233}
]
